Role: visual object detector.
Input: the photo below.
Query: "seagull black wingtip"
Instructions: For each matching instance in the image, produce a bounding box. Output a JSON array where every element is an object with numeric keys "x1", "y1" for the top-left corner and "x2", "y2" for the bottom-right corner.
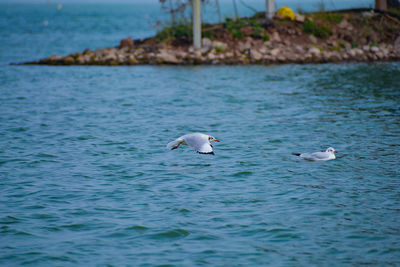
[{"x1": 198, "y1": 151, "x2": 215, "y2": 155}]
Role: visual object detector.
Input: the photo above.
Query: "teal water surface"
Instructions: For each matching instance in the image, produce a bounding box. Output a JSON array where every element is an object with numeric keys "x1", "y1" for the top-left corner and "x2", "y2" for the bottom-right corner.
[{"x1": 1, "y1": 3, "x2": 400, "y2": 267}]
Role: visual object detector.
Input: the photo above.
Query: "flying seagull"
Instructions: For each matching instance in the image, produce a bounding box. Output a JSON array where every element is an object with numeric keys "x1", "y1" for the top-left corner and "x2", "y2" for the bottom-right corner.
[
  {"x1": 293, "y1": 147, "x2": 338, "y2": 161},
  {"x1": 167, "y1": 133, "x2": 220, "y2": 155}
]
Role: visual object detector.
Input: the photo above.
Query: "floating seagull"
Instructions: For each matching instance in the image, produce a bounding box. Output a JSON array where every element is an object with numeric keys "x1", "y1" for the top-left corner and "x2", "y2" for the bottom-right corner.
[
  {"x1": 167, "y1": 133, "x2": 220, "y2": 155},
  {"x1": 293, "y1": 147, "x2": 338, "y2": 161}
]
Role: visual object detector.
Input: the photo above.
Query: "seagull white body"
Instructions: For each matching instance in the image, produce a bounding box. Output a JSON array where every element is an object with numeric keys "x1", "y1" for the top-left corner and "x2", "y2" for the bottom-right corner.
[
  {"x1": 167, "y1": 133, "x2": 220, "y2": 155},
  {"x1": 293, "y1": 147, "x2": 338, "y2": 161}
]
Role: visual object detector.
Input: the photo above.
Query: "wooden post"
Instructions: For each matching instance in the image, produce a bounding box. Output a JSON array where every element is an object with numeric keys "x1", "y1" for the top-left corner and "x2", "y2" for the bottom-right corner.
[
  {"x1": 375, "y1": 0, "x2": 387, "y2": 10},
  {"x1": 232, "y1": 0, "x2": 239, "y2": 20},
  {"x1": 266, "y1": 0, "x2": 275, "y2": 19},
  {"x1": 216, "y1": 0, "x2": 222, "y2": 23},
  {"x1": 193, "y1": 0, "x2": 201, "y2": 49}
]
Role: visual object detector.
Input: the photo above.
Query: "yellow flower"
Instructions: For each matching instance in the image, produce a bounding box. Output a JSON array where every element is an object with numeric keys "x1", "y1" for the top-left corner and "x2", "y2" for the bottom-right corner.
[{"x1": 276, "y1": 6, "x2": 296, "y2": 21}]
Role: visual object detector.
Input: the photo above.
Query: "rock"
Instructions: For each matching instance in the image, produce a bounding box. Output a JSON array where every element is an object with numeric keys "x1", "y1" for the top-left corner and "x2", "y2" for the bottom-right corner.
[
  {"x1": 134, "y1": 48, "x2": 145, "y2": 55},
  {"x1": 258, "y1": 47, "x2": 268, "y2": 54},
  {"x1": 63, "y1": 56, "x2": 75, "y2": 65},
  {"x1": 376, "y1": 51, "x2": 384, "y2": 59},
  {"x1": 212, "y1": 41, "x2": 228, "y2": 52},
  {"x1": 201, "y1": 38, "x2": 213, "y2": 54},
  {"x1": 117, "y1": 53, "x2": 127, "y2": 64},
  {"x1": 104, "y1": 52, "x2": 118, "y2": 65},
  {"x1": 216, "y1": 53, "x2": 225, "y2": 60},
  {"x1": 322, "y1": 51, "x2": 331, "y2": 60},
  {"x1": 370, "y1": 46, "x2": 379, "y2": 53},
  {"x1": 308, "y1": 47, "x2": 320, "y2": 57},
  {"x1": 105, "y1": 48, "x2": 118, "y2": 55},
  {"x1": 293, "y1": 44, "x2": 304, "y2": 53},
  {"x1": 270, "y1": 48, "x2": 280, "y2": 57},
  {"x1": 362, "y1": 11, "x2": 375, "y2": 18},
  {"x1": 338, "y1": 19, "x2": 349, "y2": 29},
  {"x1": 277, "y1": 55, "x2": 287, "y2": 62},
  {"x1": 295, "y1": 13, "x2": 305, "y2": 23},
  {"x1": 225, "y1": 52, "x2": 233, "y2": 58},
  {"x1": 146, "y1": 52, "x2": 156, "y2": 64},
  {"x1": 304, "y1": 52, "x2": 312, "y2": 62},
  {"x1": 264, "y1": 41, "x2": 272, "y2": 48},
  {"x1": 271, "y1": 32, "x2": 281, "y2": 43},
  {"x1": 202, "y1": 38, "x2": 212, "y2": 48},
  {"x1": 348, "y1": 49, "x2": 357, "y2": 58},
  {"x1": 175, "y1": 51, "x2": 187, "y2": 60},
  {"x1": 354, "y1": 48, "x2": 364, "y2": 56},
  {"x1": 70, "y1": 52, "x2": 82, "y2": 59},
  {"x1": 339, "y1": 19, "x2": 354, "y2": 31},
  {"x1": 194, "y1": 50, "x2": 202, "y2": 58},
  {"x1": 89, "y1": 55, "x2": 99, "y2": 64},
  {"x1": 127, "y1": 54, "x2": 137, "y2": 64},
  {"x1": 119, "y1": 47, "x2": 129, "y2": 54},
  {"x1": 283, "y1": 39, "x2": 291, "y2": 46},
  {"x1": 201, "y1": 47, "x2": 209, "y2": 54},
  {"x1": 207, "y1": 52, "x2": 216, "y2": 60},
  {"x1": 83, "y1": 49, "x2": 92, "y2": 55},
  {"x1": 120, "y1": 37, "x2": 134, "y2": 49},
  {"x1": 362, "y1": 45, "x2": 370, "y2": 52},
  {"x1": 250, "y1": 49, "x2": 263, "y2": 61},
  {"x1": 286, "y1": 52, "x2": 298, "y2": 62},
  {"x1": 394, "y1": 36, "x2": 400, "y2": 51},
  {"x1": 263, "y1": 54, "x2": 273, "y2": 61},
  {"x1": 47, "y1": 55, "x2": 62, "y2": 63},
  {"x1": 309, "y1": 35, "x2": 318, "y2": 44},
  {"x1": 238, "y1": 40, "x2": 251, "y2": 52},
  {"x1": 157, "y1": 50, "x2": 179, "y2": 64},
  {"x1": 76, "y1": 55, "x2": 86, "y2": 64},
  {"x1": 327, "y1": 39, "x2": 338, "y2": 47},
  {"x1": 331, "y1": 51, "x2": 342, "y2": 61}
]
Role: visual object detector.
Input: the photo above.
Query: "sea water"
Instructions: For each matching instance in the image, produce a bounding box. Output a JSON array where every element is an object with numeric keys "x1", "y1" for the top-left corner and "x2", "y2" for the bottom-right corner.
[{"x1": 1, "y1": 2, "x2": 399, "y2": 266}]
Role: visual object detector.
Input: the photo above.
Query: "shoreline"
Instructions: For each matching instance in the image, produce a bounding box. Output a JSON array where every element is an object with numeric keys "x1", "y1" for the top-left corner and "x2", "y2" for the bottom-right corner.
[{"x1": 21, "y1": 9, "x2": 400, "y2": 66}]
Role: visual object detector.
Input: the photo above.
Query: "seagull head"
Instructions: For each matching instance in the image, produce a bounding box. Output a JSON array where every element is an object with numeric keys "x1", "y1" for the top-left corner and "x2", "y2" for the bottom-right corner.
[
  {"x1": 326, "y1": 147, "x2": 338, "y2": 154},
  {"x1": 208, "y1": 135, "x2": 220, "y2": 143}
]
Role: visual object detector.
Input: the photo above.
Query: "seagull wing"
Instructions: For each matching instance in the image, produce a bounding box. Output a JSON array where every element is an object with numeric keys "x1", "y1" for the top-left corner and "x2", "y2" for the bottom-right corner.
[
  {"x1": 311, "y1": 152, "x2": 330, "y2": 160},
  {"x1": 184, "y1": 134, "x2": 214, "y2": 155},
  {"x1": 196, "y1": 143, "x2": 214, "y2": 154},
  {"x1": 301, "y1": 152, "x2": 329, "y2": 161}
]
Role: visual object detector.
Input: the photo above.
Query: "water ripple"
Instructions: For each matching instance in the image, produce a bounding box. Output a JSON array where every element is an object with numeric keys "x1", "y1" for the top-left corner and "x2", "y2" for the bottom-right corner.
[{"x1": 1, "y1": 62, "x2": 399, "y2": 266}]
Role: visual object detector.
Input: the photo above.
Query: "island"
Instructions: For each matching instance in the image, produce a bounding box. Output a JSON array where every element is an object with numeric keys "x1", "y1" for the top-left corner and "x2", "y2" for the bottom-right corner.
[{"x1": 23, "y1": 8, "x2": 400, "y2": 65}]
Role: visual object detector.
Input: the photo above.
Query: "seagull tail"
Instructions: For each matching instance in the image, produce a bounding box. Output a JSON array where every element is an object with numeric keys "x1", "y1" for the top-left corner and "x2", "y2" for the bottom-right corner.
[
  {"x1": 167, "y1": 138, "x2": 182, "y2": 149},
  {"x1": 292, "y1": 153, "x2": 301, "y2": 156}
]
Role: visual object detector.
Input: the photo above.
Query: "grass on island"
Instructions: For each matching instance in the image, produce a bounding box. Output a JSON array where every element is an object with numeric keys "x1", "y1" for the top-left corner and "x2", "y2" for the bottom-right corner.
[
  {"x1": 154, "y1": 14, "x2": 272, "y2": 44},
  {"x1": 153, "y1": 10, "x2": 351, "y2": 45}
]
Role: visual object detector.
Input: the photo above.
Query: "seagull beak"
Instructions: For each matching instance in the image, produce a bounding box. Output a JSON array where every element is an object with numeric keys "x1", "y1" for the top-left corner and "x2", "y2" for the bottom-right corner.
[
  {"x1": 214, "y1": 139, "x2": 220, "y2": 142},
  {"x1": 334, "y1": 150, "x2": 338, "y2": 153}
]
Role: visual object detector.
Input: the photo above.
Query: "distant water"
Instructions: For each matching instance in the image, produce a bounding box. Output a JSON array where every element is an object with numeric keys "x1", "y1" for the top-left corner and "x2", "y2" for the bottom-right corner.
[{"x1": 1, "y1": 2, "x2": 399, "y2": 267}]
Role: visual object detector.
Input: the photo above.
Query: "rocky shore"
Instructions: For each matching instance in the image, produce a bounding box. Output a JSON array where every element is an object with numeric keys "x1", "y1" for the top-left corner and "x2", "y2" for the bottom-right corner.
[{"x1": 23, "y1": 9, "x2": 400, "y2": 65}]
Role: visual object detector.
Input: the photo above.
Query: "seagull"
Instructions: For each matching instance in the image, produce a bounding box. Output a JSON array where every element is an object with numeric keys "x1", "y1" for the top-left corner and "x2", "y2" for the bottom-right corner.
[
  {"x1": 292, "y1": 147, "x2": 338, "y2": 161},
  {"x1": 167, "y1": 133, "x2": 220, "y2": 155}
]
